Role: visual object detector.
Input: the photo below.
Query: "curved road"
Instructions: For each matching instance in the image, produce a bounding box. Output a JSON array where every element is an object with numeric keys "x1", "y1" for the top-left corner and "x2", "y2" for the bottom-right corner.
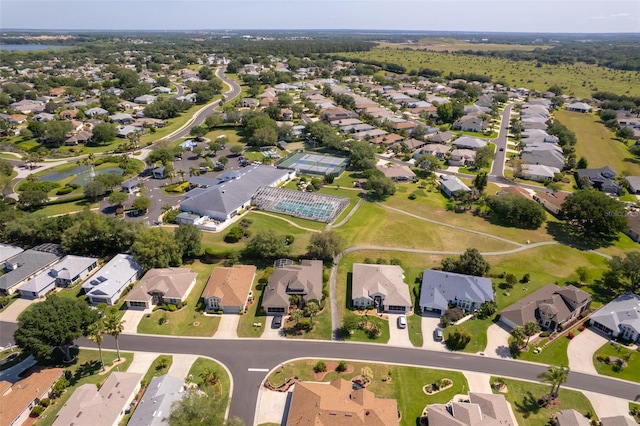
[{"x1": 1, "y1": 321, "x2": 636, "y2": 425}]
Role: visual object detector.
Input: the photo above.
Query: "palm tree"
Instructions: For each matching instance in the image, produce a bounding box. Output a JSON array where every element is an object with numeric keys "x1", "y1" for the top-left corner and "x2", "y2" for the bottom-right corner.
[
  {"x1": 103, "y1": 310, "x2": 125, "y2": 361},
  {"x1": 538, "y1": 365, "x2": 569, "y2": 400},
  {"x1": 523, "y1": 321, "x2": 541, "y2": 346},
  {"x1": 510, "y1": 326, "x2": 527, "y2": 349},
  {"x1": 177, "y1": 169, "x2": 186, "y2": 182},
  {"x1": 87, "y1": 321, "x2": 106, "y2": 371},
  {"x1": 199, "y1": 367, "x2": 219, "y2": 386}
]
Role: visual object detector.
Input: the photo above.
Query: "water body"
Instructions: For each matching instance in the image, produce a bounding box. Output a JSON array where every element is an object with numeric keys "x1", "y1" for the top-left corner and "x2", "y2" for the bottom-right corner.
[
  {"x1": 40, "y1": 165, "x2": 124, "y2": 185},
  {"x1": 0, "y1": 44, "x2": 70, "y2": 51}
]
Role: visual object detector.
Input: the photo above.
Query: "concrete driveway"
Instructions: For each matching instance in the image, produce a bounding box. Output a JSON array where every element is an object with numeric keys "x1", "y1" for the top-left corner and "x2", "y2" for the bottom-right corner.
[
  {"x1": 261, "y1": 316, "x2": 286, "y2": 340},
  {"x1": 121, "y1": 308, "x2": 151, "y2": 334},
  {"x1": 255, "y1": 386, "x2": 290, "y2": 425},
  {"x1": 567, "y1": 328, "x2": 609, "y2": 374},
  {"x1": 0, "y1": 298, "x2": 37, "y2": 323},
  {"x1": 485, "y1": 323, "x2": 512, "y2": 358},
  {"x1": 421, "y1": 312, "x2": 447, "y2": 351},
  {"x1": 387, "y1": 313, "x2": 412, "y2": 347},
  {"x1": 583, "y1": 390, "x2": 636, "y2": 420},
  {"x1": 214, "y1": 314, "x2": 240, "y2": 339},
  {"x1": 167, "y1": 354, "x2": 198, "y2": 380}
]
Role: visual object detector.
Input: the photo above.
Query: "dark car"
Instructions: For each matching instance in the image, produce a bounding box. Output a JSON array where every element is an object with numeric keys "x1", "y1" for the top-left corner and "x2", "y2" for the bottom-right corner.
[{"x1": 272, "y1": 315, "x2": 283, "y2": 328}]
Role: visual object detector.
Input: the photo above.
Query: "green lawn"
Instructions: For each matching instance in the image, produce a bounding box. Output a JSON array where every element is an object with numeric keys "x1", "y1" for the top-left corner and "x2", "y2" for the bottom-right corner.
[
  {"x1": 593, "y1": 341, "x2": 640, "y2": 383},
  {"x1": 286, "y1": 307, "x2": 333, "y2": 341},
  {"x1": 513, "y1": 325, "x2": 584, "y2": 365},
  {"x1": 630, "y1": 402, "x2": 640, "y2": 423},
  {"x1": 341, "y1": 310, "x2": 390, "y2": 343},
  {"x1": 35, "y1": 349, "x2": 134, "y2": 426},
  {"x1": 444, "y1": 317, "x2": 492, "y2": 353},
  {"x1": 268, "y1": 359, "x2": 468, "y2": 426},
  {"x1": 407, "y1": 312, "x2": 423, "y2": 347},
  {"x1": 492, "y1": 377, "x2": 597, "y2": 426},
  {"x1": 337, "y1": 48, "x2": 640, "y2": 97},
  {"x1": 237, "y1": 273, "x2": 267, "y2": 338},
  {"x1": 142, "y1": 355, "x2": 173, "y2": 385},
  {"x1": 35, "y1": 200, "x2": 99, "y2": 217},
  {"x1": 137, "y1": 260, "x2": 221, "y2": 336},
  {"x1": 186, "y1": 357, "x2": 231, "y2": 425},
  {"x1": 556, "y1": 110, "x2": 640, "y2": 176}
]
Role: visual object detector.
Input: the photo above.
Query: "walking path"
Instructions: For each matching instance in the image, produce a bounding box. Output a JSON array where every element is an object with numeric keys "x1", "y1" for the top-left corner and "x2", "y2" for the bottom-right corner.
[
  {"x1": 329, "y1": 196, "x2": 364, "y2": 229},
  {"x1": 567, "y1": 328, "x2": 608, "y2": 374}
]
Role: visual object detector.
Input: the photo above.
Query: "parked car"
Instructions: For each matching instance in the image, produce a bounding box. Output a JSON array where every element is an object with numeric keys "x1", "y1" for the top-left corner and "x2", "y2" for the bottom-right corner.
[
  {"x1": 272, "y1": 315, "x2": 283, "y2": 329},
  {"x1": 434, "y1": 327, "x2": 443, "y2": 341},
  {"x1": 397, "y1": 315, "x2": 407, "y2": 329}
]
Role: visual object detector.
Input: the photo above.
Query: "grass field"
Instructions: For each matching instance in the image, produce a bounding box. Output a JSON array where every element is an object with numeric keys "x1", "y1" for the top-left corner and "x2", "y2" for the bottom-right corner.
[
  {"x1": 337, "y1": 48, "x2": 640, "y2": 97},
  {"x1": 268, "y1": 359, "x2": 468, "y2": 426},
  {"x1": 593, "y1": 341, "x2": 640, "y2": 383},
  {"x1": 556, "y1": 110, "x2": 640, "y2": 176},
  {"x1": 35, "y1": 349, "x2": 134, "y2": 426},
  {"x1": 377, "y1": 38, "x2": 552, "y2": 52},
  {"x1": 492, "y1": 377, "x2": 597, "y2": 425},
  {"x1": 136, "y1": 260, "x2": 221, "y2": 336}
]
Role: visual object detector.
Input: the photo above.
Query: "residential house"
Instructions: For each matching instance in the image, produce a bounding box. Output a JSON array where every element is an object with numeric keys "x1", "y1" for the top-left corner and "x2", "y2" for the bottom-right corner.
[
  {"x1": 83, "y1": 254, "x2": 142, "y2": 306},
  {"x1": 533, "y1": 191, "x2": 569, "y2": 216},
  {"x1": 419, "y1": 270, "x2": 494, "y2": 315},
  {"x1": 417, "y1": 144, "x2": 450, "y2": 160},
  {"x1": 351, "y1": 263, "x2": 412, "y2": 313},
  {"x1": 0, "y1": 368, "x2": 64, "y2": 426},
  {"x1": 127, "y1": 375, "x2": 184, "y2": 426},
  {"x1": 85, "y1": 107, "x2": 109, "y2": 117},
  {"x1": 565, "y1": 102, "x2": 592, "y2": 113},
  {"x1": 201, "y1": 264, "x2": 257, "y2": 313},
  {"x1": 125, "y1": 268, "x2": 198, "y2": 309},
  {"x1": 109, "y1": 113, "x2": 134, "y2": 124},
  {"x1": 625, "y1": 213, "x2": 640, "y2": 243},
  {"x1": 321, "y1": 107, "x2": 358, "y2": 122},
  {"x1": 10, "y1": 100, "x2": 45, "y2": 114},
  {"x1": 180, "y1": 165, "x2": 291, "y2": 222},
  {"x1": 281, "y1": 109, "x2": 293, "y2": 121},
  {"x1": 521, "y1": 164, "x2": 560, "y2": 181},
  {"x1": 554, "y1": 409, "x2": 591, "y2": 426},
  {"x1": 240, "y1": 98, "x2": 260, "y2": 108},
  {"x1": 286, "y1": 379, "x2": 398, "y2": 426},
  {"x1": 32, "y1": 112, "x2": 55, "y2": 122},
  {"x1": 262, "y1": 260, "x2": 323, "y2": 315},
  {"x1": 453, "y1": 116, "x2": 489, "y2": 133},
  {"x1": 448, "y1": 149, "x2": 476, "y2": 167},
  {"x1": 440, "y1": 175, "x2": 471, "y2": 198},
  {"x1": 133, "y1": 117, "x2": 165, "y2": 128},
  {"x1": 0, "y1": 248, "x2": 62, "y2": 296},
  {"x1": 48, "y1": 87, "x2": 66, "y2": 98},
  {"x1": 401, "y1": 138, "x2": 426, "y2": 151},
  {"x1": 134, "y1": 94, "x2": 157, "y2": 104},
  {"x1": 521, "y1": 147, "x2": 566, "y2": 170},
  {"x1": 0, "y1": 244, "x2": 23, "y2": 264},
  {"x1": 427, "y1": 392, "x2": 515, "y2": 426},
  {"x1": 52, "y1": 372, "x2": 142, "y2": 426},
  {"x1": 499, "y1": 284, "x2": 591, "y2": 331},
  {"x1": 452, "y1": 136, "x2": 487, "y2": 150},
  {"x1": 65, "y1": 130, "x2": 93, "y2": 145},
  {"x1": 117, "y1": 125, "x2": 143, "y2": 139},
  {"x1": 626, "y1": 176, "x2": 640, "y2": 194},
  {"x1": 18, "y1": 255, "x2": 99, "y2": 299},
  {"x1": 427, "y1": 131, "x2": 456, "y2": 144},
  {"x1": 601, "y1": 416, "x2": 637, "y2": 426},
  {"x1": 575, "y1": 166, "x2": 621, "y2": 195},
  {"x1": 150, "y1": 86, "x2": 172, "y2": 94},
  {"x1": 590, "y1": 293, "x2": 640, "y2": 343},
  {"x1": 370, "y1": 133, "x2": 404, "y2": 146},
  {"x1": 376, "y1": 163, "x2": 416, "y2": 182}
]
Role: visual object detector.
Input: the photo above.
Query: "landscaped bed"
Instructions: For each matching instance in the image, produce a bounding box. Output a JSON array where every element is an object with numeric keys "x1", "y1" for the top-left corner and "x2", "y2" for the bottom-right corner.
[{"x1": 593, "y1": 341, "x2": 640, "y2": 383}]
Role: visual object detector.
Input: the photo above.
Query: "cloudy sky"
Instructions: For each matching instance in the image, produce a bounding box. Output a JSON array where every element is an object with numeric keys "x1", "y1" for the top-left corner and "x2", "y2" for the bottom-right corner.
[{"x1": 1, "y1": 0, "x2": 639, "y2": 33}]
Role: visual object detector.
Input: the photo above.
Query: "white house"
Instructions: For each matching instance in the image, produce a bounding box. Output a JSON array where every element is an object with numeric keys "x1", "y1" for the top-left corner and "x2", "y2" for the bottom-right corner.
[
  {"x1": 590, "y1": 293, "x2": 640, "y2": 343},
  {"x1": 83, "y1": 254, "x2": 141, "y2": 306}
]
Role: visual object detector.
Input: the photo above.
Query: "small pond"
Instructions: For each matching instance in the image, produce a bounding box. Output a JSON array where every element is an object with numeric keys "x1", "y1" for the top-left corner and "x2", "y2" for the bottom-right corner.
[{"x1": 40, "y1": 165, "x2": 124, "y2": 186}]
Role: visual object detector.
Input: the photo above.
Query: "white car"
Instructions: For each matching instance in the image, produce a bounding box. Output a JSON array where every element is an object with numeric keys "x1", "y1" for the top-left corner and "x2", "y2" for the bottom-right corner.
[{"x1": 397, "y1": 315, "x2": 407, "y2": 329}]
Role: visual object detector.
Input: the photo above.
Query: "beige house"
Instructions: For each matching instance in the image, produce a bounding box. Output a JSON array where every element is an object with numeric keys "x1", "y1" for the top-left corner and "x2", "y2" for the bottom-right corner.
[
  {"x1": 0, "y1": 368, "x2": 64, "y2": 426},
  {"x1": 427, "y1": 392, "x2": 515, "y2": 425},
  {"x1": 287, "y1": 379, "x2": 398, "y2": 426},
  {"x1": 376, "y1": 163, "x2": 416, "y2": 182},
  {"x1": 124, "y1": 268, "x2": 197, "y2": 309},
  {"x1": 262, "y1": 260, "x2": 323, "y2": 315},
  {"x1": 351, "y1": 264, "x2": 412, "y2": 313},
  {"x1": 201, "y1": 265, "x2": 257, "y2": 314},
  {"x1": 52, "y1": 372, "x2": 142, "y2": 426}
]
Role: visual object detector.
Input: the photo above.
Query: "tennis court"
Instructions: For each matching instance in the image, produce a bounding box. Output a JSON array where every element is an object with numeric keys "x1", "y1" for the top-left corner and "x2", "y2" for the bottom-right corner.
[{"x1": 276, "y1": 152, "x2": 348, "y2": 176}]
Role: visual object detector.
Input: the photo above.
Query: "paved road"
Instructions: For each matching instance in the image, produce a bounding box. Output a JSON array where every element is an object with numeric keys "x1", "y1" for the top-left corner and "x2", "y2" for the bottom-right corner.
[
  {"x1": 489, "y1": 104, "x2": 513, "y2": 178},
  {"x1": 2, "y1": 321, "x2": 638, "y2": 426}
]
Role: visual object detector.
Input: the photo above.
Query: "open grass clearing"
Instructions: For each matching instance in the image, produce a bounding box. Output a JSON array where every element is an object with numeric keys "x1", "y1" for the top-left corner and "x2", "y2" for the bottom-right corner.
[
  {"x1": 593, "y1": 341, "x2": 640, "y2": 383},
  {"x1": 136, "y1": 260, "x2": 220, "y2": 336},
  {"x1": 492, "y1": 377, "x2": 597, "y2": 426},
  {"x1": 35, "y1": 348, "x2": 134, "y2": 426},
  {"x1": 556, "y1": 110, "x2": 640, "y2": 176},
  {"x1": 377, "y1": 38, "x2": 552, "y2": 52},
  {"x1": 268, "y1": 359, "x2": 468, "y2": 426},
  {"x1": 338, "y1": 48, "x2": 640, "y2": 97}
]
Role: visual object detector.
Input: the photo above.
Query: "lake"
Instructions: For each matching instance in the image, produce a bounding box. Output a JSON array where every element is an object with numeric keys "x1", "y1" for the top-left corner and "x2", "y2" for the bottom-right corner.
[
  {"x1": 40, "y1": 165, "x2": 124, "y2": 186},
  {"x1": 0, "y1": 44, "x2": 71, "y2": 51}
]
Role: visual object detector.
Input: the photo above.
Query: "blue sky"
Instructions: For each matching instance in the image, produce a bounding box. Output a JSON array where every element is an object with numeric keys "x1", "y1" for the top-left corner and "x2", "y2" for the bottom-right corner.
[{"x1": 1, "y1": 0, "x2": 639, "y2": 33}]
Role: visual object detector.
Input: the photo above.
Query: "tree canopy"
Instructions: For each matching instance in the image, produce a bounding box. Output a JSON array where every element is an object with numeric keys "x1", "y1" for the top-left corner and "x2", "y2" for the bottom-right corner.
[
  {"x1": 131, "y1": 228, "x2": 182, "y2": 270},
  {"x1": 487, "y1": 194, "x2": 547, "y2": 229},
  {"x1": 14, "y1": 296, "x2": 100, "y2": 362},
  {"x1": 306, "y1": 230, "x2": 345, "y2": 261},
  {"x1": 243, "y1": 229, "x2": 291, "y2": 260},
  {"x1": 174, "y1": 224, "x2": 204, "y2": 259},
  {"x1": 442, "y1": 248, "x2": 490, "y2": 277},
  {"x1": 561, "y1": 190, "x2": 628, "y2": 239}
]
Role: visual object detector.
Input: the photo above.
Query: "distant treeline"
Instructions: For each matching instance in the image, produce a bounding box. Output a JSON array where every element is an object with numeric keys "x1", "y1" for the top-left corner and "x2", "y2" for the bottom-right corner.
[{"x1": 457, "y1": 43, "x2": 640, "y2": 71}]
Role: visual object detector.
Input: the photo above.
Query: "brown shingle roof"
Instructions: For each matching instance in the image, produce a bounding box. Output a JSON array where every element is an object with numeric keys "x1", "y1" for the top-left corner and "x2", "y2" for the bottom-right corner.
[
  {"x1": 125, "y1": 268, "x2": 197, "y2": 303},
  {"x1": 286, "y1": 379, "x2": 398, "y2": 426},
  {"x1": 201, "y1": 265, "x2": 256, "y2": 307}
]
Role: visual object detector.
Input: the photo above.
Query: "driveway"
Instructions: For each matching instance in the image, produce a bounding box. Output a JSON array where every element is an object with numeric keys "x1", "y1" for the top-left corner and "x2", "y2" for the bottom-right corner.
[
  {"x1": 121, "y1": 308, "x2": 151, "y2": 334},
  {"x1": 583, "y1": 391, "x2": 636, "y2": 420},
  {"x1": 261, "y1": 316, "x2": 286, "y2": 340},
  {"x1": 567, "y1": 328, "x2": 609, "y2": 374},
  {"x1": 462, "y1": 371, "x2": 492, "y2": 393},
  {"x1": 421, "y1": 312, "x2": 447, "y2": 351},
  {"x1": 167, "y1": 354, "x2": 198, "y2": 380},
  {"x1": 485, "y1": 323, "x2": 512, "y2": 358},
  {"x1": 255, "y1": 386, "x2": 290, "y2": 425},
  {"x1": 0, "y1": 298, "x2": 37, "y2": 323},
  {"x1": 387, "y1": 313, "x2": 412, "y2": 347},
  {"x1": 214, "y1": 314, "x2": 240, "y2": 339}
]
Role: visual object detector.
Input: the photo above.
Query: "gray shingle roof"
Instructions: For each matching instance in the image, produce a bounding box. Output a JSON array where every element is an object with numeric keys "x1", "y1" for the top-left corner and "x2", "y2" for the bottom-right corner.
[
  {"x1": 419, "y1": 270, "x2": 493, "y2": 313},
  {"x1": 0, "y1": 250, "x2": 61, "y2": 293},
  {"x1": 83, "y1": 254, "x2": 141, "y2": 300},
  {"x1": 128, "y1": 375, "x2": 184, "y2": 426},
  {"x1": 590, "y1": 293, "x2": 640, "y2": 337}
]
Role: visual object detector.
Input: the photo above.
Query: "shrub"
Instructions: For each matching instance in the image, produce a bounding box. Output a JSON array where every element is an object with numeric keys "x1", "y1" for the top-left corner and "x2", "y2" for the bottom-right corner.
[
  {"x1": 578, "y1": 325, "x2": 586, "y2": 332},
  {"x1": 408, "y1": 192, "x2": 417, "y2": 200},
  {"x1": 336, "y1": 361, "x2": 347, "y2": 372},
  {"x1": 567, "y1": 332, "x2": 575, "y2": 339},
  {"x1": 446, "y1": 328, "x2": 472, "y2": 350},
  {"x1": 55, "y1": 186, "x2": 74, "y2": 195},
  {"x1": 39, "y1": 398, "x2": 51, "y2": 407},
  {"x1": 30, "y1": 406, "x2": 44, "y2": 417},
  {"x1": 284, "y1": 235, "x2": 295, "y2": 245},
  {"x1": 313, "y1": 361, "x2": 327, "y2": 373},
  {"x1": 443, "y1": 307, "x2": 465, "y2": 324},
  {"x1": 51, "y1": 377, "x2": 70, "y2": 398},
  {"x1": 225, "y1": 226, "x2": 245, "y2": 243},
  {"x1": 540, "y1": 331, "x2": 550, "y2": 338},
  {"x1": 596, "y1": 354, "x2": 610, "y2": 364}
]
